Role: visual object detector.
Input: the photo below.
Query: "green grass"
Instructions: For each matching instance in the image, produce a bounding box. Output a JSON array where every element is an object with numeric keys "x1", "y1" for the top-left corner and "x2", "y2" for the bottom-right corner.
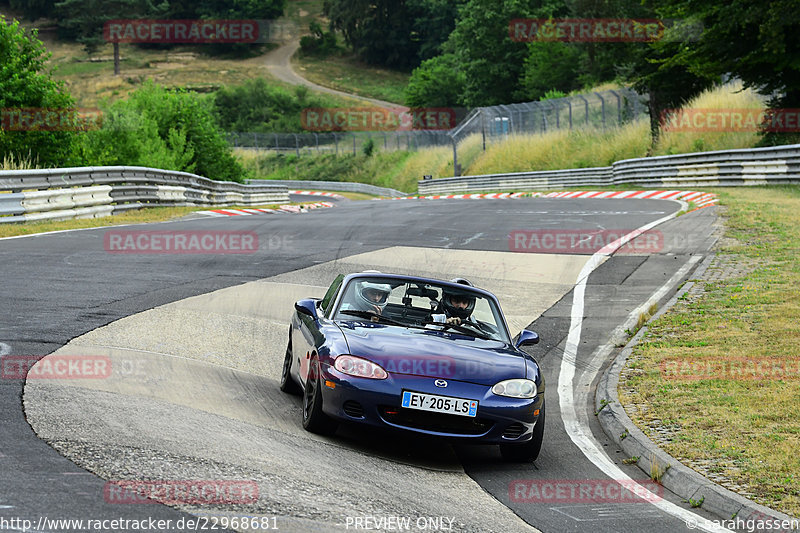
[
  {"x1": 293, "y1": 52, "x2": 410, "y2": 105},
  {"x1": 620, "y1": 187, "x2": 800, "y2": 516},
  {"x1": 237, "y1": 151, "x2": 419, "y2": 193}
]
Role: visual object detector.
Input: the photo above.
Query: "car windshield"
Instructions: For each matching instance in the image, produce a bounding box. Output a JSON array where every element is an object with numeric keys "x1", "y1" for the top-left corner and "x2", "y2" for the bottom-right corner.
[{"x1": 332, "y1": 277, "x2": 511, "y2": 343}]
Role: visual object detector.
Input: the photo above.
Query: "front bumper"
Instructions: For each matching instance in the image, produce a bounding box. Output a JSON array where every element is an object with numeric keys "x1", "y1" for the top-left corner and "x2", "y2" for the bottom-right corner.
[{"x1": 318, "y1": 363, "x2": 544, "y2": 444}]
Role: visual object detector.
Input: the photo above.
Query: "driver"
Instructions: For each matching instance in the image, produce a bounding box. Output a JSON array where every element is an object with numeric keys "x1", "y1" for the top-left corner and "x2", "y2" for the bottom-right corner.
[
  {"x1": 430, "y1": 278, "x2": 476, "y2": 326},
  {"x1": 343, "y1": 280, "x2": 392, "y2": 317}
]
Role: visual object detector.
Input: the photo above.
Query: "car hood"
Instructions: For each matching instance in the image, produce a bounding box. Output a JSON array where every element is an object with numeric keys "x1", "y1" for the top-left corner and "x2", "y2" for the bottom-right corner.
[{"x1": 337, "y1": 323, "x2": 528, "y2": 386}]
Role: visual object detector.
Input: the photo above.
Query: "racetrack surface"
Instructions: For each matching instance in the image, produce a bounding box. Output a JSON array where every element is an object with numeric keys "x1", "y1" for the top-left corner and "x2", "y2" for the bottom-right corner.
[{"x1": 1, "y1": 198, "x2": 726, "y2": 532}]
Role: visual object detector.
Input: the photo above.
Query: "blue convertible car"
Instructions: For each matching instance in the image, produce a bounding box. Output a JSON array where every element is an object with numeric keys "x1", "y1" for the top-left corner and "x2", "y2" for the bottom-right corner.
[{"x1": 280, "y1": 272, "x2": 545, "y2": 462}]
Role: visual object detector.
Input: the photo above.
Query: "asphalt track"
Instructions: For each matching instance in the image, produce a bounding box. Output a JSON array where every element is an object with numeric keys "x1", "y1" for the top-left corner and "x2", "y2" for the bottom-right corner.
[{"x1": 0, "y1": 198, "x2": 728, "y2": 532}]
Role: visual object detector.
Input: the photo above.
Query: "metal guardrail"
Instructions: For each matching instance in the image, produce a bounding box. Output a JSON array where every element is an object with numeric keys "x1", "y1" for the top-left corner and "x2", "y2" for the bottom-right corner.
[
  {"x1": 417, "y1": 168, "x2": 613, "y2": 195},
  {"x1": 248, "y1": 179, "x2": 408, "y2": 197},
  {"x1": 417, "y1": 144, "x2": 800, "y2": 193},
  {"x1": 0, "y1": 166, "x2": 289, "y2": 224}
]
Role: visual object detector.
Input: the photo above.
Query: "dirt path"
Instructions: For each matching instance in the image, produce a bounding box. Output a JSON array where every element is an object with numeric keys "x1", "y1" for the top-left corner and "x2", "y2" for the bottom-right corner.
[{"x1": 263, "y1": 40, "x2": 405, "y2": 110}]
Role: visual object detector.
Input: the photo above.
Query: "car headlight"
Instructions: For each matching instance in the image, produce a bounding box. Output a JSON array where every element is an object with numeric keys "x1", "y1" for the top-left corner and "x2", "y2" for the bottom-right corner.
[
  {"x1": 334, "y1": 355, "x2": 388, "y2": 379},
  {"x1": 492, "y1": 379, "x2": 537, "y2": 399}
]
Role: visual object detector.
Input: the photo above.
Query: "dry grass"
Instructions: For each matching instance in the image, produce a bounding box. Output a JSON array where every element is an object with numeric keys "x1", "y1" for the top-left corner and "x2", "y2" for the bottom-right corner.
[
  {"x1": 620, "y1": 187, "x2": 800, "y2": 516},
  {"x1": 465, "y1": 119, "x2": 652, "y2": 175},
  {"x1": 1, "y1": 152, "x2": 39, "y2": 170},
  {"x1": 653, "y1": 81, "x2": 766, "y2": 156}
]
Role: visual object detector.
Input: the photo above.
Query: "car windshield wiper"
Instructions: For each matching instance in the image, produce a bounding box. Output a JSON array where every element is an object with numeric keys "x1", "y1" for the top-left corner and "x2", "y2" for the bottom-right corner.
[{"x1": 338, "y1": 310, "x2": 410, "y2": 328}]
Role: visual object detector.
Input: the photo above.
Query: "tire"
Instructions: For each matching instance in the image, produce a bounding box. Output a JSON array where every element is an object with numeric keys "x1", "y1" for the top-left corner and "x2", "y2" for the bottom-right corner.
[
  {"x1": 279, "y1": 335, "x2": 301, "y2": 395},
  {"x1": 500, "y1": 400, "x2": 545, "y2": 462},
  {"x1": 301, "y1": 358, "x2": 338, "y2": 435}
]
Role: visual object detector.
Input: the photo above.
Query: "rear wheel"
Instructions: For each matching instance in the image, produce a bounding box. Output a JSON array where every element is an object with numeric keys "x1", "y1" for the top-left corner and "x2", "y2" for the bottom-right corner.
[
  {"x1": 500, "y1": 400, "x2": 545, "y2": 462},
  {"x1": 279, "y1": 335, "x2": 301, "y2": 395},
  {"x1": 301, "y1": 358, "x2": 338, "y2": 435}
]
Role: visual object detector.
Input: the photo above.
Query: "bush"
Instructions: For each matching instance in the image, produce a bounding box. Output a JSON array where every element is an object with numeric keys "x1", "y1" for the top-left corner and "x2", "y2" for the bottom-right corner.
[
  {"x1": 362, "y1": 138, "x2": 375, "y2": 157},
  {"x1": 0, "y1": 16, "x2": 78, "y2": 167},
  {"x1": 81, "y1": 81, "x2": 246, "y2": 182},
  {"x1": 405, "y1": 54, "x2": 465, "y2": 107},
  {"x1": 299, "y1": 21, "x2": 339, "y2": 57}
]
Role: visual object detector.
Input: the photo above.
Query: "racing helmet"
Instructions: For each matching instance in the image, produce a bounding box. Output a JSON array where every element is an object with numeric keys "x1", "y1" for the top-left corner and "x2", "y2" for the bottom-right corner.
[
  {"x1": 355, "y1": 281, "x2": 392, "y2": 311},
  {"x1": 441, "y1": 279, "x2": 476, "y2": 319}
]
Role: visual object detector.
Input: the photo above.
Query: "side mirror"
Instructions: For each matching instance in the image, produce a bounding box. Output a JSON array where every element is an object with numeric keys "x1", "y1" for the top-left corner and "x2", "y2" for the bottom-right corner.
[
  {"x1": 515, "y1": 329, "x2": 539, "y2": 348},
  {"x1": 295, "y1": 299, "x2": 319, "y2": 319}
]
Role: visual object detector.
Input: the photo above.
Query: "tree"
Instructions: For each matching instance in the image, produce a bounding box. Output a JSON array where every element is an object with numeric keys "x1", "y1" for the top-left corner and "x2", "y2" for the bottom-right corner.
[
  {"x1": 0, "y1": 15, "x2": 78, "y2": 166},
  {"x1": 82, "y1": 82, "x2": 247, "y2": 182},
  {"x1": 445, "y1": 0, "x2": 540, "y2": 106},
  {"x1": 323, "y1": 0, "x2": 462, "y2": 69},
  {"x1": 6, "y1": 0, "x2": 58, "y2": 20},
  {"x1": 519, "y1": 41, "x2": 584, "y2": 100},
  {"x1": 405, "y1": 54, "x2": 465, "y2": 107},
  {"x1": 55, "y1": 0, "x2": 165, "y2": 75},
  {"x1": 654, "y1": 0, "x2": 800, "y2": 139}
]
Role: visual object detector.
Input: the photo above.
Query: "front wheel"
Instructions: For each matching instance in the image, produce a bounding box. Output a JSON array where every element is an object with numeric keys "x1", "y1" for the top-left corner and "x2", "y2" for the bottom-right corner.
[
  {"x1": 301, "y1": 359, "x2": 338, "y2": 435},
  {"x1": 279, "y1": 336, "x2": 301, "y2": 395},
  {"x1": 500, "y1": 400, "x2": 545, "y2": 462}
]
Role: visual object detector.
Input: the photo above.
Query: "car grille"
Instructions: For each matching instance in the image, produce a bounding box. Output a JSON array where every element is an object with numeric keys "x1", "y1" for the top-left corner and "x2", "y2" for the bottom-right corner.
[
  {"x1": 380, "y1": 406, "x2": 493, "y2": 436},
  {"x1": 502, "y1": 423, "x2": 526, "y2": 439},
  {"x1": 343, "y1": 401, "x2": 364, "y2": 418}
]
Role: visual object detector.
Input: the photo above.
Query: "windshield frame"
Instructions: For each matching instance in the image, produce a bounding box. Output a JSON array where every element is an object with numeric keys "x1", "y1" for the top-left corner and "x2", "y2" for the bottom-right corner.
[{"x1": 331, "y1": 273, "x2": 512, "y2": 343}]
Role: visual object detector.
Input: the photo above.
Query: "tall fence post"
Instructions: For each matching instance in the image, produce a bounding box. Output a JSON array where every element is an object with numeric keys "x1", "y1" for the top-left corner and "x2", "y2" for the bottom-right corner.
[
  {"x1": 452, "y1": 135, "x2": 459, "y2": 177},
  {"x1": 294, "y1": 134, "x2": 300, "y2": 157},
  {"x1": 595, "y1": 92, "x2": 606, "y2": 129},
  {"x1": 608, "y1": 89, "x2": 622, "y2": 126}
]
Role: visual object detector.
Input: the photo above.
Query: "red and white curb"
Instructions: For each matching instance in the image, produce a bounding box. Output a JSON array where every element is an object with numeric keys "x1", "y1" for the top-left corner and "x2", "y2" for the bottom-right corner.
[
  {"x1": 195, "y1": 202, "x2": 335, "y2": 218},
  {"x1": 383, "y1": 190, "x2": 718, "y2": 208},
  {"x1": 289, "y1": 190, "x2": 346, "y2": 200},
  {"x1": 385, "y1": 192, "x2": 527, "y2": 200}
]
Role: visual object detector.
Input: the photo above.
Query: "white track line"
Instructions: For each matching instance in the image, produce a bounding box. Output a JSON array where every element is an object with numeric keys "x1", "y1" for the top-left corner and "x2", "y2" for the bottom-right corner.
[{"x1": 557, "y1": 203, "x2": 732, "y2": 533}]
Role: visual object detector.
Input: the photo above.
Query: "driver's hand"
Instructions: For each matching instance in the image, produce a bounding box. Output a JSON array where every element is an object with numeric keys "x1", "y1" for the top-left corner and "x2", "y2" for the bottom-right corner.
[
  {"x1": 445, "y1": 317, "x2": 462, "y2": 325},
  {"x1": 370, "y1": 305, "x2": 382, "y2": 321}
]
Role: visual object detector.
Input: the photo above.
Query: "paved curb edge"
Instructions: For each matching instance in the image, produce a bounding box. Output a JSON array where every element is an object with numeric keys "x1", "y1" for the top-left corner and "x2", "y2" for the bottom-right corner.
[{"x1": 595, "y1": 252, "x2": 798, "y2": 526}]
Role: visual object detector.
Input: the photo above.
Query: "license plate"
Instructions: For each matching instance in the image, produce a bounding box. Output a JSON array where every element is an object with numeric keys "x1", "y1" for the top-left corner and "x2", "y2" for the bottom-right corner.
[{"x1": 401, "y1": 391, "x2": 478, "y2": 417}]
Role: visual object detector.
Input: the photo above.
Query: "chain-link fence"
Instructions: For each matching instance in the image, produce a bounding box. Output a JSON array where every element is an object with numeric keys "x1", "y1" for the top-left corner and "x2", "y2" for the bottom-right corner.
[
  {"x1": 229, "y1": 88, "x2": 648, "y2": 175},
  {"x1": 228, "y1": 131, "x2": 453, "y2": 156}
]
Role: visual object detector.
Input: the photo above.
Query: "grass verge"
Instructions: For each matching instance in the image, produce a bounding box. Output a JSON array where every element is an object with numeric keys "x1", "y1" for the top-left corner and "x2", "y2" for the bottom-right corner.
[
  {"x1": 619, "y1": 186, "x2": 800, "y2": 516},
  {"x1": 293, "y1": 53, "x2": 410, "y2": 105},
  {"x1": 0, "y1": 202, "x2": 320, "y2": 239}
]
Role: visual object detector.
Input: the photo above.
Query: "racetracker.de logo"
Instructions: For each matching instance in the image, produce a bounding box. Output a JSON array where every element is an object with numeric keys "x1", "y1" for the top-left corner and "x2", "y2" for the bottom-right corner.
[
  {"x1": 1, "y1": 355, "x2": 112, "y2": 380},
  {"x1": 104, "y1": 480, "x2": 259, "y2": 505},
  {"x1": 104, "y1": 20, "x2": 259, "y2": 43},
  {"x1": 509, "y1": 479, "x2": 663, "y2": 503},
  {"x1": 301, "y1": 107, "x2": 456, "y2": 132},
  {"x1": 509, "y1": 229, "x2": 663, "y2": 254},
  {"x1": 660, "y1": 357, "x2": 800, "y2": 381},
  {"x1": 1, "y1": 108, "x2": 102, "y2": 131},
  {"x1": 510, "y1": 18, "x2": 669, "y2": 42},
  {"x1": 660, "y1": 108, "x2": 800, "y2": 133},
  {"x1": 104, "y1": 231, "x2": 258, "y2": 254}
]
